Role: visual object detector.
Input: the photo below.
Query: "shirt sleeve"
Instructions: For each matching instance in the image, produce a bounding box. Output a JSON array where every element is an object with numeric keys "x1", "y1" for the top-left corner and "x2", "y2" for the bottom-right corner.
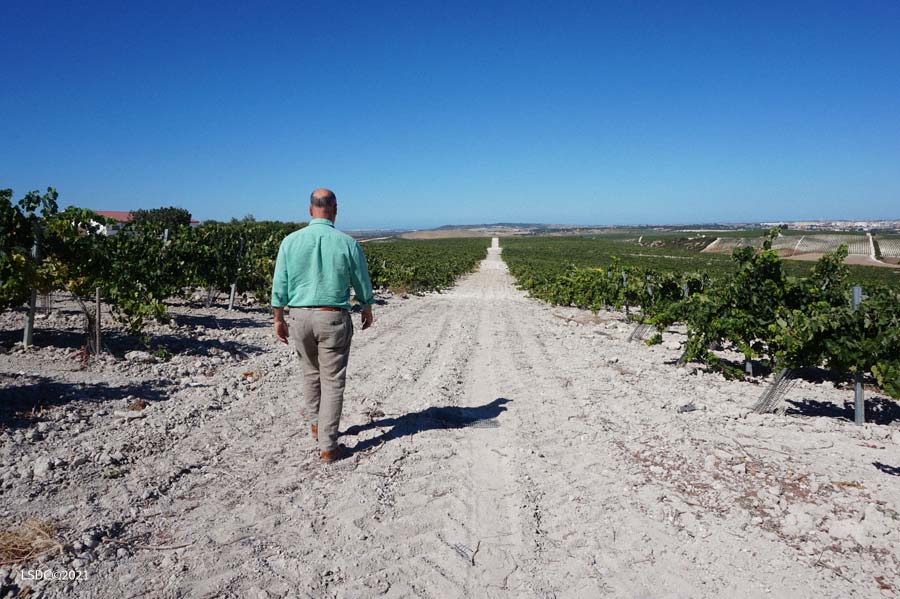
[
  {"x1": 349, "y1": 241, "x2": 375, "y2": 306},
  {"x1": 271, "y1": 241, "x2": 290, "y2": 307}
]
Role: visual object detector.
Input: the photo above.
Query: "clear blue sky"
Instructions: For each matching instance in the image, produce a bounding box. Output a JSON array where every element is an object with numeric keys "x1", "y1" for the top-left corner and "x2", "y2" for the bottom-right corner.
[{"x1": 2, "y1": 1, "x2": 898, "y2": 230}]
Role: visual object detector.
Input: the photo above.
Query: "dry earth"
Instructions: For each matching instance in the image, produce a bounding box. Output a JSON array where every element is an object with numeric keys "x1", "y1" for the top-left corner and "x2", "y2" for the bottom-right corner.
[
  {"x1": 782, "y1": 253, "x2": 900, "y2": 268},
  {"x1": 2, "y1": 245, "x2": 900, "y2": 598}
]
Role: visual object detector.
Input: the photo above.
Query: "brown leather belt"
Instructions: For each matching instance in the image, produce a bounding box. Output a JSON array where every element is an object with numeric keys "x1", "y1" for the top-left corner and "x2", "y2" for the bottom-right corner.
[{"x1": 289, "y1": 306, "x2": 345, "y2": 312}]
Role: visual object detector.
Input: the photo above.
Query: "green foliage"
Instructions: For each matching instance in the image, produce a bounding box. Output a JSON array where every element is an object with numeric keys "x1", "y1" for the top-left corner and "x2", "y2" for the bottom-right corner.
[
  {"x1": 501, "y1": 234, "x2": 900, "y2": 289},
  {"x1": 776, "y1": 285, "x2": 900, "y2": 396},
  {"x1": 2, "y1": 188, "x2": 486, "y2": 347},
  {"x1": 152, "y1": 347, "x2": 173, "y2": 361},
  {"x1": 645, "y1": 333, "x2": 663, "y2": 346},
  {"x1": 0, "y1": 187, "x2": 60, "y2": 310},
  {"x1": 129, "y1": 206, "x2": 192, "y2": 229},
  {"x1": 363, "y1": 239, "x2": 489, "y2": 293},
  {"x1": 99, "y1": 221, "x2": 193, "y2": 335},
  {"x1": 93, "y1": 220, "x2": 305, "y2": 333},
  {"x1": 505, "y1": 236, "x2": 900, "y2": 399},
  {"x1": 40, "y1": 206, "x2": 110, "y2": 297},
  {"x1": 190, "y1": 220, "x2": 305, "y2": 303},
  {"x1": 682, "y1": 243, "x2": 789, "y2": 366}
]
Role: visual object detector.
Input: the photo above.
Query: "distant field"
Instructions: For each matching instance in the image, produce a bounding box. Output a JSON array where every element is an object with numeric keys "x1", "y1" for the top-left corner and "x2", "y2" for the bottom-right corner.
[
  {"x1": 704, "y1": 233, "x2": 871, "y2": 256},
  {"x1": 502, "y1": 235, "x2": 900, "y2": 288},
  {"x1": 877, "y1": 235, "x2": 900, "y2": 262},
  {"x1": 400, "y1": 229, "x2": 500, "y2": 240},
  {"x1": 700, "y1": 231, "x2": 900, "y2": 271}
]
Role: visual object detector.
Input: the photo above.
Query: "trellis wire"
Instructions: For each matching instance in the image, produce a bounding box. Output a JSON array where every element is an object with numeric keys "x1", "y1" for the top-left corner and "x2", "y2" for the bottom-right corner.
[
  {"x1": 752, "y1": 368, "x2": 799, "y2": 415},
  {"x1": 628, "y1": 323, "x2": 653, "y2": 343},
  {"x1": 39, "y1": 293, "x2": 52, "y2": 316}
]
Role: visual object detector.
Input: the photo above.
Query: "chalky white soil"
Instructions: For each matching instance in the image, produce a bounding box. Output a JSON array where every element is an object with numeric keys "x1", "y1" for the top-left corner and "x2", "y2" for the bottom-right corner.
[{"x1": 1, "y1": 246, "x2": 899, "y2": 599}]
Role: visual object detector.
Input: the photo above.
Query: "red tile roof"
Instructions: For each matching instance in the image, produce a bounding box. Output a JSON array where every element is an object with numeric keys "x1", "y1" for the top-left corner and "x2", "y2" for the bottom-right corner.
[
  {"x1": 93, "y1": 210, "x2": 199, "y2": 224},
  {"x1": 94, "y1": 210, "x2": 134, "y2": 222}
]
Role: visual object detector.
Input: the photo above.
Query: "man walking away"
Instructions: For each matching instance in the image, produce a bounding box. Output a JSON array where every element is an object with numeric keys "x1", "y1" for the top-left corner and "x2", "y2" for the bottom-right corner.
[{"x1": 271, "y1": 189, "x2": 375, "y2": 463}]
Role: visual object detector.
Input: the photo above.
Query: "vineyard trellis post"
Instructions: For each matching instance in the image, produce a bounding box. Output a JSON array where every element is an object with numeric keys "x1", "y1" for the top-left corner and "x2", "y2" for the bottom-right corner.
[
  {"x1": 228, "y1": 235, "x2": 245, "y2": 311},
  {"x1": 95, "y1": 287, "x2": 102, "y2": 355},
  {"x1": 23, "y1": 290, "x2": 37, "y2": 348},
  {"x1": 228, "y1": 283, "x2": 237, "y2": 311},
  {"x1": 852, "y1": 285, "x2": 864, "y2": 425}
]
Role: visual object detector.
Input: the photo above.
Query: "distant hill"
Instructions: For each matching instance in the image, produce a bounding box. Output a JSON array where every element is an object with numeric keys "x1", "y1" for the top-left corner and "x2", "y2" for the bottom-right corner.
[{"x1": 433, "y1": 223, "x2": 549, "y2": 231}]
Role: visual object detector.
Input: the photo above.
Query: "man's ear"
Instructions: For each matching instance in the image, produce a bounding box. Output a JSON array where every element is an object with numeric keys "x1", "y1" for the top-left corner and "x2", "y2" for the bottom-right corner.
[{"x1": 309, "y1": 206, "x2": 314, "y2": 217}]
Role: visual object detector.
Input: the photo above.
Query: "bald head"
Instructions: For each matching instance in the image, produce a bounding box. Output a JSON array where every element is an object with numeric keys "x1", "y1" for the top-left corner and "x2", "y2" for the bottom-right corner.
[
  {"x1": 309, "y1": 188, "x2": 338, "y2": 221},
  {"x1": 310, "y1": 188, "x2": 337, "y2": 209}
]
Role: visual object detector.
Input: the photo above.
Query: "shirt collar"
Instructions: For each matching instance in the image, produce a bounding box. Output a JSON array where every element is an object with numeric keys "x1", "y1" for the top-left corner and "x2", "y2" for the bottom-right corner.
[{"x1": 309, "y1": 218, "x2": 335, "y2": 227}]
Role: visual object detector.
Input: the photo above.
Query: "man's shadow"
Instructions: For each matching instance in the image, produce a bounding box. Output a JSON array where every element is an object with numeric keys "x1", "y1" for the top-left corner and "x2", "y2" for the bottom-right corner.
[{"x1": 343, "y1": 397, "x2": 512, "y2": 453}]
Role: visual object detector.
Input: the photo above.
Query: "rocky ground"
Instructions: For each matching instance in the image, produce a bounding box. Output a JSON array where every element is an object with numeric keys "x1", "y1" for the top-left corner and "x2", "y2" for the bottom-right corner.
[{"x1": 1, "y1": 246, "x2": 899, "y2": 599}]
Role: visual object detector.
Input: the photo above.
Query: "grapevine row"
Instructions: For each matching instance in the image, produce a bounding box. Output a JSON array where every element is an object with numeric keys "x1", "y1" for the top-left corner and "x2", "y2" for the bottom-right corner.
[
  {"x1": 363, "y1": 238, "x2": 489, "y2": 293},
  {"x1": 503, "y1": 230, "x2": 900, "y2": 400},
  {"x1": 1, "y1": 188, "x2": 488, "y2": 346}
]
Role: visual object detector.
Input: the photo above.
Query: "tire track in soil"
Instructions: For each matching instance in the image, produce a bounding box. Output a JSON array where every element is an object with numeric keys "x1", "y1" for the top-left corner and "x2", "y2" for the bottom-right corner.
[
  {"x1": 213, "y1": 309, "x2": 467, "y2": 596},
  {"x1": 171, "y1": 294, "x2": 480, "y2": 598},
  {"x1": 89, "y1": 295, "x2": 460, "y2": 598},
  {"x1": 498, "y1": 304, "x2": 700, "y2": 598},
  {"x1": 320, "y1": 284, "x2": 493, "y2": 598},
  {"x1": 313, "y1": 249, "x2": 528, "y2": 599}
]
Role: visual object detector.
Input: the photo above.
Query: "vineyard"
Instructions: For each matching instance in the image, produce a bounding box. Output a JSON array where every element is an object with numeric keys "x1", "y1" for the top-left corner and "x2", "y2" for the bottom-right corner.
[
  {"x1": 362, "y1": 238, "x2": 490, "y2": 293},
  {"x1": 503, "y1": 233, "x2": 900, "y2": 400},
  {"x1": 704, "y1": 233, "x2": 872, "y2": 257},
  {"x1": 0, "y1": 188, "x2": 487, "y2": 349},
  {"x1": 502, "y1": 234, "x2": 900, "y2": 287},
  {"x1": 878, "y1": 236, "x2": 900, "y2": 259}
]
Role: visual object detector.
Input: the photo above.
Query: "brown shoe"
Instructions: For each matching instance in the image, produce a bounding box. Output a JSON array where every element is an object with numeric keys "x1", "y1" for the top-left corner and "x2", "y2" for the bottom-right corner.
[
  {"x1": 311, "y1": 424, "x2": 318, "y2": 440},
  {"x1": 320, "y1": 444, "x2": 348, "y2": 464}
]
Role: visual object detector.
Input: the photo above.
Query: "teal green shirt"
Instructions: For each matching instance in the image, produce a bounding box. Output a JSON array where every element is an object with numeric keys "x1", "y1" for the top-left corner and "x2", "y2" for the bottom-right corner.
[{"x1": 271, "y1": 218, "x2": 375, "y2": 309}]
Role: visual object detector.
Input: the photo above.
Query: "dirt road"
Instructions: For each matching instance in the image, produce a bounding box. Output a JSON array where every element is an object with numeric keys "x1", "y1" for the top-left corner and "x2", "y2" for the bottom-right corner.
[{"x1": 3, "y1": 245, "x2": 899, "y2": 598}]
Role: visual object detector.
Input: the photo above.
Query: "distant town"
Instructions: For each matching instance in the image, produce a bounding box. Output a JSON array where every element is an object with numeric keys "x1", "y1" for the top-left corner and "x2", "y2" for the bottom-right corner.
[
  {"x1": 760, "y1": 220, "x2": 900, "y2": 233},
  {"x1": 374, "y1": 219, "x2": 900, "y2": 241}
]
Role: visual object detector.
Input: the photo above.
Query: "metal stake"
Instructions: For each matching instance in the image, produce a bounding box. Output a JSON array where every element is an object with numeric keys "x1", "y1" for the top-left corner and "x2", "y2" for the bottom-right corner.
[
  {"x1": 854, "y1": 374, "x2": 864, "y2": 426},
  {"x1": 95, "y1": 287, "x2": 102, "y2": 355},
  {"x1": 228, "y1": 283, "x2": 237, "y2": 311},
  {"x1": 23, "y1": 289, "x2": 37, "y2": 348},
  {"x1": 852, "y1": 285, "x2": 864, "y2": 425}
]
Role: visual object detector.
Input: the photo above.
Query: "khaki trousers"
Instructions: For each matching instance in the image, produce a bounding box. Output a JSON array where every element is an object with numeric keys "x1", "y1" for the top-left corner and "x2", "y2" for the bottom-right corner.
[{"x1": 288, "y1": 309, "x2": 354, "y2": 452}]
